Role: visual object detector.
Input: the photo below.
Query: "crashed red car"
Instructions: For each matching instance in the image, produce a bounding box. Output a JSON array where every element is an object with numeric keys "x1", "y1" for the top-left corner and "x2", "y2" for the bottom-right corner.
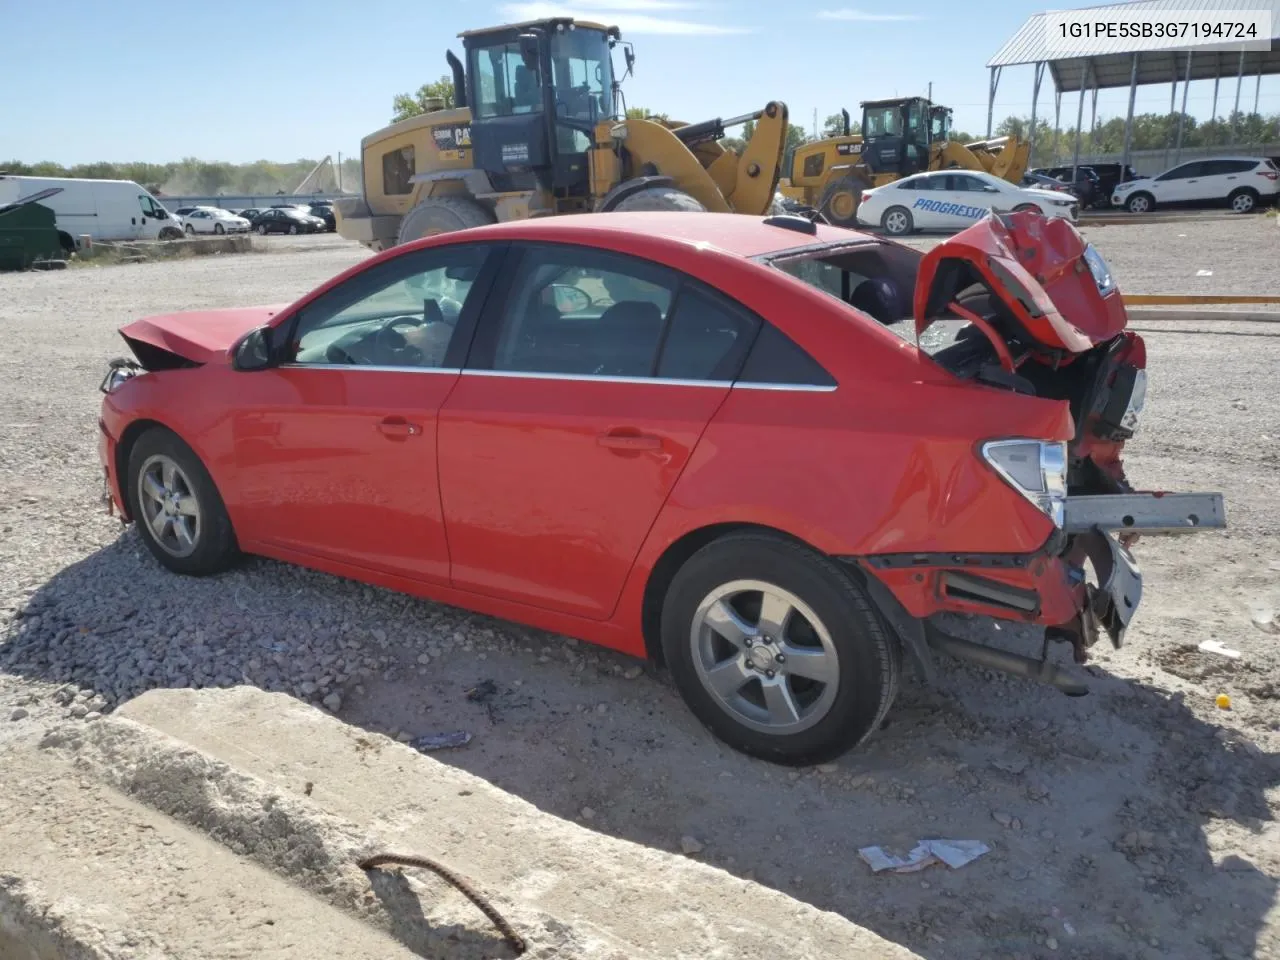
[{"x1": 96, "y1": 210, "x2": 1224, "y2": 765}]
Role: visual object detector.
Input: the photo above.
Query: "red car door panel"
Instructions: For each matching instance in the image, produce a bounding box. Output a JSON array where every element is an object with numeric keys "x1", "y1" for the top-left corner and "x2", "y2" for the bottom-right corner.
[
  {"x1": 231, "y1": 367, "x2": 458, "y2": 583},
  {"x1": 225, "y1": 240, "x2": 498, "y2": 584},
  {"x1": 438, "y1": 373, "x2": 728, "y2": 618}
]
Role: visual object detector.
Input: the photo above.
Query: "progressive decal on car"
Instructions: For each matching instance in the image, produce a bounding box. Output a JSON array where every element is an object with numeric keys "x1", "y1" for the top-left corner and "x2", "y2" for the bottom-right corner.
[{"x1": 913, "y1": 198, "x2": 989, "y2": 219}]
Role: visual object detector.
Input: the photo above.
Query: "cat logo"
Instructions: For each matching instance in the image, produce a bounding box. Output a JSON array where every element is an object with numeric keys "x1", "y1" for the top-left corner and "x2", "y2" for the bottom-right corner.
[{"x1": 432, "y1": 124, "x2": 472, "y2": 151}]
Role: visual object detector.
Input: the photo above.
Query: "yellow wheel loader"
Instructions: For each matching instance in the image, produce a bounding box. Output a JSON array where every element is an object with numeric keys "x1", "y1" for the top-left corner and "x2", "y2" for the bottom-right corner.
[
  {"x1": 778, "y1": 98, "x2": 1030, "y2": 228},
  {"x1": 335, "y1": 18, "x2": 790, "y2": 250}
]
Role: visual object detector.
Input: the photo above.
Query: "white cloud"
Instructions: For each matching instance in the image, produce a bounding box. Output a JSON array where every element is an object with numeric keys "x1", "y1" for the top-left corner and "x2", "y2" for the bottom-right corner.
[
  {"x1": 816, "y1": 8, "x2": 924, "y2": 21},
  {"x1": 497, "y1": 2, "x2": 751, "y2": 34}
]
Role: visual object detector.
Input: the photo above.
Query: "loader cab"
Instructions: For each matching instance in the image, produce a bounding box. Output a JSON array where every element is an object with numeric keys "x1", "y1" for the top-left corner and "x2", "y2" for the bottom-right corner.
[
  {"x1": 460, "y1": 19, "x2": 620, "y2": 196},
  {"x1": 859, "y1": 97, "x2": 933, "y2": 178}
]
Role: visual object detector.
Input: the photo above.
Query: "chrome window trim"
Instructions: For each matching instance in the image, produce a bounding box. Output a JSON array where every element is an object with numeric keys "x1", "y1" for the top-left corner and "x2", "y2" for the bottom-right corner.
[
  {"x1": 278, "y1": 363, "x2": 464, "y2": 375},
  {"x1": 459, "y1": 369, "x2": 836, "y2": 391}
]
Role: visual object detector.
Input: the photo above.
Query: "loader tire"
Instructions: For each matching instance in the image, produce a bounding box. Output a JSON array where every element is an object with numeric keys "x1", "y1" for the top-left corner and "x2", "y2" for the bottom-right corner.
[
  {"x1": 397, "y1": 195, "x2": 496, "y2": 245},
  {"x1": 818, "y1": 175, "x2": 869, "y2": 228},
  {"x1": 611, "y1": 186, "x2": 707, "y2": 213}
]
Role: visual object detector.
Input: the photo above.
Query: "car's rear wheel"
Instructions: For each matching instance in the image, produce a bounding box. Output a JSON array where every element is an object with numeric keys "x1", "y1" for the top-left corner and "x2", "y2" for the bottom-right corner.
[
  {"x1": 127, "y1": 427, "x2": 240, "y2": 577},
  {"x1": 660, "y1": 533, "x2": 900, "y2": 766},
  {"x1": 1126, "y1": 192, "x2": 1153, "y2": 213},
  {"x1": 880, "y1": 205, "x2": 913, "y2": 236},
  {"x1": 1228, "y1": 188, "x2": 1258, "y2": 213}
]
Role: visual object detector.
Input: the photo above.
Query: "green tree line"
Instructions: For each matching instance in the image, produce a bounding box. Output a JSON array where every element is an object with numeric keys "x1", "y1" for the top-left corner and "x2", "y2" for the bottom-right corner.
[{"x1": 0, "y1": 156, "x2": 362, "y2": 196}]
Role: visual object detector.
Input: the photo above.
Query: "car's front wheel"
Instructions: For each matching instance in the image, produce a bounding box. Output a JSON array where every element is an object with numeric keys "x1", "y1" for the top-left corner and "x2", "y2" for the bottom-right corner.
[
  {"x1": 127, "y1": 427, "x2": 240, "y2": 576},
  {"x1": 880, "y1": 205, "x2": 913, "y2": 236},
  {"x1": 214, "y1": 223, "x2": 225, "y2": 235},
  {"x1": 661, "y1": 533, "x2": 900, "y2": 766},
  {"x1": 184, "y1": 224, "x2": 194, "y2": 234},
  {"x1": 1126, "y1": 192, "x2": 1154, "y2": 213}
]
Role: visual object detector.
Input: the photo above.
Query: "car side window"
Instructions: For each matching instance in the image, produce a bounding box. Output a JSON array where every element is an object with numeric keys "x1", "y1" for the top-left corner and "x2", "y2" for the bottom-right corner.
[
  {"x1": 738, "y1": 322, "x2": 835, "y2": 387},
  {"x1": 285, "y1": 245, "x2": 491, "y2": 369},
  {"x1": 656, "y1": 285, "x2": 759, "y2": 381},
  {"x1": 896, "y1": 178, "x2": 921, "y2": 190},
  {"x1": 1156, "y1": 163, "x2": 1199, "y2": 181},
  {"x1": 479, "y1": 245, "x2": 679, "y2": 378}
]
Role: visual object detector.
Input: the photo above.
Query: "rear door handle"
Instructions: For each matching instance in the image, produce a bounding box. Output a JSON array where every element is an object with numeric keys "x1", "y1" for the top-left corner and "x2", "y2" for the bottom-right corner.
[
  {"x1": 378, "y1": 417, "x2": 421, "y2": 438},
  {"x1": 598, "y1": 430, "x2": 661, "y2": 451}
]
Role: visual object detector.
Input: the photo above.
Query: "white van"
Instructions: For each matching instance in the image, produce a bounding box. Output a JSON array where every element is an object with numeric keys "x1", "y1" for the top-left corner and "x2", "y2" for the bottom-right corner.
[{"x1": 0, "y1": 175, "x2": 184, "y2": 242}]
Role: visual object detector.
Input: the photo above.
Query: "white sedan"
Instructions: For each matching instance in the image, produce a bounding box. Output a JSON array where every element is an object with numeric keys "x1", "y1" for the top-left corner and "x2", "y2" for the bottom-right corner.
[
  {"x1": 181, "y1": 208, "x2": 251, "y2": 235},
  {"x1": 857, "y1": 169, "x2": 1079, "y2": 236}
]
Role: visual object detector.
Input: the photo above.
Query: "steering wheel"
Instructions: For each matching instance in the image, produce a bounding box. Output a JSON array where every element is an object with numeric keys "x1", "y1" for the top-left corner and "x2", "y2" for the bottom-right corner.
[{"x1": 374, "y1": 315, "x2": 427, "y2": 365}]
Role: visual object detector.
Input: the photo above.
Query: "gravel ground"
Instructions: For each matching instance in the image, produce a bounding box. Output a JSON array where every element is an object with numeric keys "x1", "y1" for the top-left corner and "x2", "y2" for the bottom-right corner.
[{"x1": 2, "y1": 220, "x2": 1279, "y2": 959}]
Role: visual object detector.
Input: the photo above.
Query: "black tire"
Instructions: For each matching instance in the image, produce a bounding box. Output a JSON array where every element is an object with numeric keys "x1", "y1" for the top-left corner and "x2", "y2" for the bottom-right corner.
[
  {"x1": 255, "y1": 224, "x2": 267, "y2": 235},
  {"x1": 660, "y1": 532, "x2": 901, "y2": 766},
  {"x1": 1013, "y1": 203, "x2": 1040, "y2": 214},
  {"x1": 1126, "y1": 192, "x2": 1154, "y2": 214},
  {"x1": 1228, "y1": 188, "x2": 1258, "y2": 214},
  {"x1": 127, "y1": 427, "x2": 240, "y2": 577},
  {"x1": 611, "y1": 186, "x2": 707, "y2": 213},
  {"x1": 184, "y1": 223, "x2": 194, "y2": 235},
  {"x1": 397, "y1": 195, "x2": 498, "y2": 244},
  {"x1": 288, "y1": 224, "x2": 298, "y2": 235},
  {"x1": 880, "y1": 205, "x2": 914, "y2": 236},
  {"x1": 817, "y1": 175, "x2": 869, "y2": 228},
  {"x1": 214, "y1": 223, "x2": 225, "y2": 235}
]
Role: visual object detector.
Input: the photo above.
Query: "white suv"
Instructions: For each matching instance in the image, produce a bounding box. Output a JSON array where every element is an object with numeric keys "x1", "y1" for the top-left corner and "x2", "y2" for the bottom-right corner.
[{"x1": 1112, "y1": 157, "x2": 1279, "y2": 214}]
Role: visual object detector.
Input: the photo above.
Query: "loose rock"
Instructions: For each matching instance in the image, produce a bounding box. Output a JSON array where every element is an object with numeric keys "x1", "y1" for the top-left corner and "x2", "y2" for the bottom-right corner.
[{"x1": 681, "y1": 836, "x2": 704, "y2": 855}]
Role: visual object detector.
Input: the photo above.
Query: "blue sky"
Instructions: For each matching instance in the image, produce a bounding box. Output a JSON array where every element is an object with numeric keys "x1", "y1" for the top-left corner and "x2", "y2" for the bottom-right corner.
[{"x1": 1, "y1": 0, "x2": 1274, "y2": 165}]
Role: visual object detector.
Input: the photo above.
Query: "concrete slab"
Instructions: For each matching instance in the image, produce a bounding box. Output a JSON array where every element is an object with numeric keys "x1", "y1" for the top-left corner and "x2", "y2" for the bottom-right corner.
[
  {"x1": 0, "y1": 747, "x2": 418, "y2": 960},
  {"x1": 59, "y1": 686, "x2": 921, "y2": 960}
]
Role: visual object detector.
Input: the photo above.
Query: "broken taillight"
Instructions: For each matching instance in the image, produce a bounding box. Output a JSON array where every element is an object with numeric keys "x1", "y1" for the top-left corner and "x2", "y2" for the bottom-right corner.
[{"x1": 861, "y1": 192, "x2": 871, "y2": 203}]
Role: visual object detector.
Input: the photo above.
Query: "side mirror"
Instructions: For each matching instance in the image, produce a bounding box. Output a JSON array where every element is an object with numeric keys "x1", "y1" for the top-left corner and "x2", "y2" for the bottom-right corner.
[
  {"x1": 232, "y1": 325, "x2": 273, "y2": 371},
  {"x1": 548, "y1": 283, "x2": 591, "y2": 314},
  {"x1": 624, "y1": 46, "x2": 635, "y2": 76},
  {"x1": 518, "y1": 33, "x2": 540, "y2": 70}
]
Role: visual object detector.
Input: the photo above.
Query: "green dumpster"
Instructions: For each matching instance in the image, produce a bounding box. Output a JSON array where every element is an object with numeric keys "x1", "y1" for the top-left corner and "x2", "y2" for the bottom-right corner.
[{"x1": 0, "y1": 187, "x2": 71, "y2": 271}]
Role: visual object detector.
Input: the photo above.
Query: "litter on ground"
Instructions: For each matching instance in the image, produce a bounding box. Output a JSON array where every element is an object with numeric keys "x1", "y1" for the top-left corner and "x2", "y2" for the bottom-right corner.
[{"x1": 858, "y1": 839, "x2": 991, "y2": 873}]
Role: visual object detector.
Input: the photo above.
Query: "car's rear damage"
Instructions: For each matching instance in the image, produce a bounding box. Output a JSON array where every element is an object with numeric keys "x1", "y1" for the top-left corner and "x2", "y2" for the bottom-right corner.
[{"x1": 842, "y1": 210, "x2": 1226, "y2": 694}]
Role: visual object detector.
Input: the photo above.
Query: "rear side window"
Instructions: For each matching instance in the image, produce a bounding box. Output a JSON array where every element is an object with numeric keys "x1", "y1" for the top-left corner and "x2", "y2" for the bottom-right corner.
[
  {"x1": 738, "y1": 323, "x2": 835, "y2": 387},
  {"x1": 656, "y1": 286, "x2": 758, "y2": 381},
  {"x1": 382, "y1": 146, "x2": 415, "y2": 195}
]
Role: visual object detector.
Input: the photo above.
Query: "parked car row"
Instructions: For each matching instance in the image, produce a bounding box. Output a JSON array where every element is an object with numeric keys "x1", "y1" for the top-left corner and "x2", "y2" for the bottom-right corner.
[
  {"x1": 164, "y1": 201, "x2": 335, "y2": 235},
  {"x1": 1027, "y1": 157, "x2": 1278, "y2": 214}
]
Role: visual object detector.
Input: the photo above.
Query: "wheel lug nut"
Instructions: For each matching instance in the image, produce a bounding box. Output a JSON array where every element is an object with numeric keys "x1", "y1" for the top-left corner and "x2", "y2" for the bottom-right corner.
[
  {"x1": 766, "y1": 670, "x2": 775, "y2": 679},
  {"x1": 744, "y1": 638, "x2": 753, "y2": 647},
  {"x1": 775, "y1": 654, "x2": 786, "y2": 663}
]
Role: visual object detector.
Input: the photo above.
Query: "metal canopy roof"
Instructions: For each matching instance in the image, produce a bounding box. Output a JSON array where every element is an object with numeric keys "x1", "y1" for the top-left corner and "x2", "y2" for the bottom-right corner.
[{"x1": 990, "y1": 0, "x2": 1280, "y2": 92}]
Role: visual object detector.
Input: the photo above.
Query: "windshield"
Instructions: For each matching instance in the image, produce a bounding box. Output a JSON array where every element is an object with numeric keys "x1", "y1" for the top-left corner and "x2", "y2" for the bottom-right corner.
[
  {"x1": 550, "y1": 28, "x2": 614, "y2": 124},
  {"x1": 929, "y1": 107, "x2": 951, "y2": 142}
]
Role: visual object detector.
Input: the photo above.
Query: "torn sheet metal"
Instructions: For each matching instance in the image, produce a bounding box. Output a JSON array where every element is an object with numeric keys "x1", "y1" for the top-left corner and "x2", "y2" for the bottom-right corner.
[{"x1": 858, "y1": 839, "x2": 991, "y2": 873}]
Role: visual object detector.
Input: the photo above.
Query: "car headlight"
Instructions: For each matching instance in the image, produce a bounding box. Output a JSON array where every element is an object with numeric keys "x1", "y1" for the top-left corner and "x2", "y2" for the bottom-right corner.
[
  {"x1": 1082, "y1": 243, "x2": 1116, "y2": 296},
  {"x1": 1051, "y1": 198, "x2": 1073, "y2": 206},
  {"x1": 1114, "y1": 182, "x2": 1135, "y2": 192},
  {"x1": 99, "y1": 360, "x2": 141, "y2": 394},
  {"x1": 982, "y1": 439, "x2": 1068, "y2": 528}
]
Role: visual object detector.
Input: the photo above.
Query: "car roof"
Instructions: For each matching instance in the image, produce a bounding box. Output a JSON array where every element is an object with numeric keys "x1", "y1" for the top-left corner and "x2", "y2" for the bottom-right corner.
[{"x1": 405, "y1": 211, "x2": 880, "y2": 260}]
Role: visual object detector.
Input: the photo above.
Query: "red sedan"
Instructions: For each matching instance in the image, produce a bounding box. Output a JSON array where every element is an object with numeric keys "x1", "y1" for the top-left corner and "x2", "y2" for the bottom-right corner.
[{"x1": 97, "y1": 210, "x2": 1223, "y2": 764}]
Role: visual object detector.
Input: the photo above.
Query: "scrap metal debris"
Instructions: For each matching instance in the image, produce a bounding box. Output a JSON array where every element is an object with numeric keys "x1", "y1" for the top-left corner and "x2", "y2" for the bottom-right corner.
[
  {"x1": 412, "y1": 730, "x2": 473, "y2": 752},
  {"x1": 858, "y1": 839, "x2": 990, "y2": 874}
]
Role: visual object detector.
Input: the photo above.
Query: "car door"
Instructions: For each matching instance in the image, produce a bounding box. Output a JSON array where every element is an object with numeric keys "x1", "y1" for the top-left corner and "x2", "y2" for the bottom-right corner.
[
  {"x1": 1203, "y1": 159, "x2": 1253, "y2": 201},
  {"x1": 437, "y1": 242, "x2": 757, "y2": 620},
  {"x1": 903, "y1": 173, "x2": 953, "y2": 228},
  {"x1": 1151, "y1": 162, "x2": 1203, "y2": 204},
  {"x1": 946, "y1": 174, "x2": 1003, "y2": 223},
  {"x1": 227, "y1": 241, "x2": 502, "y2": 584}
]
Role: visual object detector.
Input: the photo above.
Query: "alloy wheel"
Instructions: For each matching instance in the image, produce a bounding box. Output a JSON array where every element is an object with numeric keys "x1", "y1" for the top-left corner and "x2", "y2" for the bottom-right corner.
[
  {"x1": 137, "y1": 454, "x2": 202, "y2": 558},
  {"x1": 690, "y1": 579, "x2": 840, "y2": 735}
]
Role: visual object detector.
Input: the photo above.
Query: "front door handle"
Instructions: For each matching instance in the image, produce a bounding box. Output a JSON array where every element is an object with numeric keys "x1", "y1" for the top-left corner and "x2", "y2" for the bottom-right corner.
[
  {"x1": 378, "y1": 417, "x2": 421, "y2": 438},
  {"x1": 598, "y1": 430, "x2": 661, "y2": 451}
]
